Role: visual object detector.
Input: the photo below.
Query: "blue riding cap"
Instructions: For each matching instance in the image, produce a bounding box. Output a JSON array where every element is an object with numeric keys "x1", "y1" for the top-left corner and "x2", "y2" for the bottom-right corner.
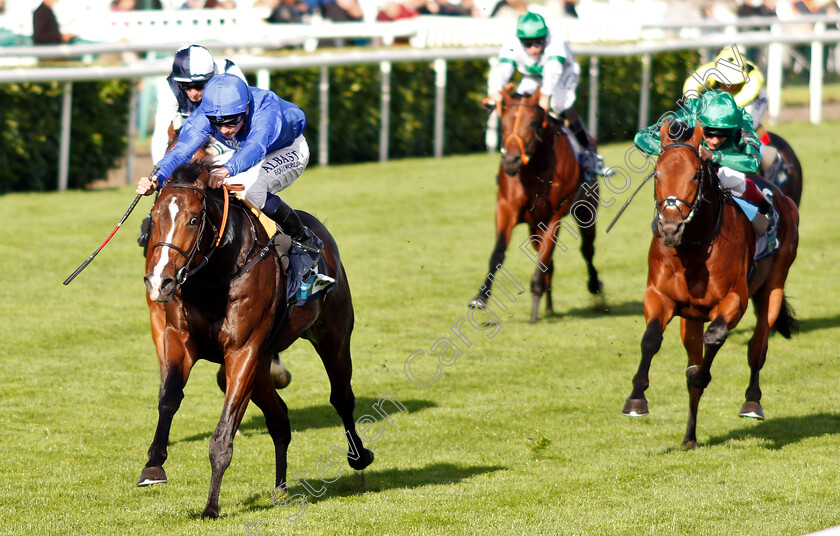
[{"x1": 202, "y1": 74, "x2": 250, "y2": 119}]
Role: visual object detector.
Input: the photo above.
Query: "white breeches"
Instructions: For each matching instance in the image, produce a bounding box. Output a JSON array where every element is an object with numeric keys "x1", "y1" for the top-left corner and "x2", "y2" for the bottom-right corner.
[
  {"x1": 213, "y1": 135, "x2": 310, "y2": 210},
  {"x1": 744, "y1": 89, "x2": 768, "y2": 131},
  {"x1": 716, "y1": 166, "x2": 747, "y2": 196}
]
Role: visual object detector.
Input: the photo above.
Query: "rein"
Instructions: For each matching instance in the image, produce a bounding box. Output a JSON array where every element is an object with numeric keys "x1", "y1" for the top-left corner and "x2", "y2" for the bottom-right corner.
[
  {"x1": 501, "y1": 102, "x2": 547, "y2": 166},
  {"x1": 151, "y1": 183, "x2": 262, "y2": 286}
]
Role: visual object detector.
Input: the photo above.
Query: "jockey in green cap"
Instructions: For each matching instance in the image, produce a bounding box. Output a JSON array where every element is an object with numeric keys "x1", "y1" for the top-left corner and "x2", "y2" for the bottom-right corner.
[
  {"x1": 635, "y1": 90, "x2": 773, "y2": 233},
  {"x1": 487, "y1": 11, "x2": 610, "y2": 182}
]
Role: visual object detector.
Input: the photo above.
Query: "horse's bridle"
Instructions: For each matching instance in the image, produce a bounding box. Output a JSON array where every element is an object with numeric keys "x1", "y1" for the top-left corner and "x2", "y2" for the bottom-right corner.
[
  {"x1": 151, "y1": 183, "x2": 219, "y2": 285},
  {"x1": 655, "y1": 142, "x2": 706, "y2": 226},
  {"x1": 500, "y1": 102, "x2": 547, "y2": 166},
  {"x1": 656, "y1": 142, "x2": 726, "y2": 246}
]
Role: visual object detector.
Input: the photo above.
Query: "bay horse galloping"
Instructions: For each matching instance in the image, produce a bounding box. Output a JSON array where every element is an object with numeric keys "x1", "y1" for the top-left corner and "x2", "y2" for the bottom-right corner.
[
  {"x1": 622, "y1": 122, "x2": 799, "y2": 448},
  {"x1": 469, "y1": 85, "x2": 602, "y2": 323},
  {"x1": 137, "y1": 159, "x2": 374, "y2": 518}
]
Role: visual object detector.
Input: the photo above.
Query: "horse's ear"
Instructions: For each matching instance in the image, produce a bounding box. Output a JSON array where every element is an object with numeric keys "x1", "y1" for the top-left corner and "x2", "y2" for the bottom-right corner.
[
  {"x1": 194, "y1": 164, "x2": 211, "y2": 189},
  {"x1": 660, "y1": 121, "x2": 673, "y2": 145},
  {"x1": 502, "y1": 82, "x2": 514, "y2": 104},
  {"x1": 689, "y1": 123, "x2": 704, "y2": 147},
  {"x1": 528, "y1": 88, "x2": 541, "y2": 107}
]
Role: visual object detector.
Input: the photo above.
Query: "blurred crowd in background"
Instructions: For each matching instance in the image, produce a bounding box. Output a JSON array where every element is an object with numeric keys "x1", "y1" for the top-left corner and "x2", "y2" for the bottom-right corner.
[{"x1": 3, "y1": 0, "x2": 838, "y2": 37}]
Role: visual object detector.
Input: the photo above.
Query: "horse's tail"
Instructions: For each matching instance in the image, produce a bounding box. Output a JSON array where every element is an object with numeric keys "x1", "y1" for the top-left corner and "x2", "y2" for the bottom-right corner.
[{"x1": 774, "y1": 296, "x2": 798, "y2": 339}]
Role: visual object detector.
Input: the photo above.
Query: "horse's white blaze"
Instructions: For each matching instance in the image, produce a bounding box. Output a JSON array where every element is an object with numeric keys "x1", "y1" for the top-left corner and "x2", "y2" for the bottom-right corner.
[{"x1": 148, "y1": 198, "x2": 180, "y2": 298}]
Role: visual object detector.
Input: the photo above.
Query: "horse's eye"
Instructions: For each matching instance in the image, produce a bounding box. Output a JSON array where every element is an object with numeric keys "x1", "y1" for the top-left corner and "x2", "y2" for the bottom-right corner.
[
  {"x1": 189, "y1": 217, "x2": 199, "y2": 226},
  {"x1": 500, "y1": 147, "x2": 506, "y2": 155}
]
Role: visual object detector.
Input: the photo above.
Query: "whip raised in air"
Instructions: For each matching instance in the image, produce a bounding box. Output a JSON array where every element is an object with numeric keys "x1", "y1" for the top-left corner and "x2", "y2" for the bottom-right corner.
[
  {"x1": 63, "y1": 167, "x2": 159, "y2": 286},
  {"x1": 605, "y1": 170, "x2": 655, "y2": 234}
]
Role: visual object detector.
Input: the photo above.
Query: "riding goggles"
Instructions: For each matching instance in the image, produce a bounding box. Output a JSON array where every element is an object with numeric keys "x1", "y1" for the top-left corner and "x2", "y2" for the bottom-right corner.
[
  {"x1": 177, "y1": 80, "x2": 207, "y2": 91},
  {"x1": 520, "y1": 38, "x2": 546, "y2": 49},
  {"x1": 207, "y1": 113, "x2": 246, "y2": 127},
  {"x1": 702, "y1": 127, "x2": 731, "y2": 138}
]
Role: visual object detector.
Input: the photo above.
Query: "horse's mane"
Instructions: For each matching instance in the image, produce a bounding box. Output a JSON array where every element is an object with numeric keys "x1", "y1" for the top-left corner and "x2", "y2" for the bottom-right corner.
[{"x1": 167, "y1": 157, "x2": 219, "y2": 186}]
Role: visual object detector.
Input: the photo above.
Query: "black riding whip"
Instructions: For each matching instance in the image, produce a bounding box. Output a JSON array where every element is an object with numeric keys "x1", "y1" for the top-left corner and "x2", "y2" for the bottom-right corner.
[
  {"x1": 63, "y1": 167, "x2": 159, "y2": 285},
  {"x1": 605, "y1": 169, "x2": 656, "y2": 234}
]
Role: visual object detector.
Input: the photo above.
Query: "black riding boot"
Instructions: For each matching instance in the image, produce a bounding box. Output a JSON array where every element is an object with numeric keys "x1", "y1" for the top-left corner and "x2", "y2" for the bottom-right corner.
[
  {"x1": 560, "y1": 108, "x2": 591, "y2": 150},
  {"x1": 265, "y1": 197, "x2": 322, "y2": 268},
  {"x1": 561, "y1": 109, "x2": 609, "y2": 183}
]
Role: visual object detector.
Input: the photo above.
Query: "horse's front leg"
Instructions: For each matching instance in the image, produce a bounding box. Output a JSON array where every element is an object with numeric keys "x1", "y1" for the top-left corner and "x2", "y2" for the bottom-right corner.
[
  {"x1": 683, "y1": 292, "x2": 745, "y2": 448},
  {"x1": 470, "y1": 199, "x2": 519, "y2": 309},
  {"x1": 138, "y1": 324, "x2": 197, "y2": 487},
  {"x1": 203, "y1": 349, "x2": 260, "y2": 520},
  {"x1": 623, "y1": 287, "x2": 674, "y2": 417}
]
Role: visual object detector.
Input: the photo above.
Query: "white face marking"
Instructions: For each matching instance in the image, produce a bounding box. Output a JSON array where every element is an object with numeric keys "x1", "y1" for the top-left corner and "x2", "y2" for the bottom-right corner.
[{"x1": 147, "y1": 197, "x2": 180, "y2": 298}]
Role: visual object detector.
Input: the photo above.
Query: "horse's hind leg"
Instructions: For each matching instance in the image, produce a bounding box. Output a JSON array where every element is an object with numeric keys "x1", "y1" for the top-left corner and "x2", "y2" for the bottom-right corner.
[
  {"x1": 249, "y1": 364, "x2": 292, "y2": 494},
  {"x1": 577, "y1": 184, "x2": 602, "y2": 295},
  {"x1": 740, "y1": 287, "x2": 777, "y2": 420},
  {"x1": 310, "y1": 322, "x2": 374, "y2": 472},
  {"x1": 216, "y1": 354, "x2": 291, "y2": 393},
  {"x1": 543, "y1": 259, "x2": 555, "y2": 316}
]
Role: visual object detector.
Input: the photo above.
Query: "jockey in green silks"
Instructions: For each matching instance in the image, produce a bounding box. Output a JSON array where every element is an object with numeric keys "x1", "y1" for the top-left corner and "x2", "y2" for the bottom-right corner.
[
  {"x1": 635, "y1": 90, "x2": 772, "y2": 232},
  {"x1": 487, "y1": 11, "x2": 610, "y2": 182}
]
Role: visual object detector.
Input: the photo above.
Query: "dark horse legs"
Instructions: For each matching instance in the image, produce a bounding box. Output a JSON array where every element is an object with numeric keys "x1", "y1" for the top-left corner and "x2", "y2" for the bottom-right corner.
[
  {"x1": 310, "y1": 321, "x2": 375, "y2": 472},
  {"x1": 471, "y1": 186, "x2": 601, "y2": 322},
  {"x1": 248, "y1": 361, "x2": 292, "y2": 493},
  {"x1": 203, "y1": 350, "x2": 262, "y2": 519},
  {"x1": 138, "y1": 356, "x2": 196, "y2": 487},
  {"x1": 623, "y1": 319, "x2": 663, "y2": 418},
  {"x1": 575, "y1": 182, "x2": 603, "y2": 296}
]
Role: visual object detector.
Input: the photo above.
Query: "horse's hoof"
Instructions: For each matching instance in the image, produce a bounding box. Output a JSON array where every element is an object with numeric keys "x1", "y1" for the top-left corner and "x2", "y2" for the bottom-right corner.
[
  {"x1": 348, "y1": 448, "x2": 374, "y2": 471},
  {"x1": 739, "y1": 401, "x2": 765, "y2": 420},
  {"x1": 588, "y1": 278, "x2": 603, "y2": 295},
  {"x1": 468, "y1": 296, "x2": 486, "y2": 309},
  {"x1": 271, "y1": 364, "x2": 292, "y2": 390},
  {"x1": 137, "y1": 466, "x2": 167, "y2": 487},
  {"x1": 201, "y1": 506, "x2": 219, "y2": 520},
  {"x1": 622, "y1": 398, "x2": 649, "y2": 417},
  {"x1": 681, "y1": 439, "x2": 698, "y2": 450}
]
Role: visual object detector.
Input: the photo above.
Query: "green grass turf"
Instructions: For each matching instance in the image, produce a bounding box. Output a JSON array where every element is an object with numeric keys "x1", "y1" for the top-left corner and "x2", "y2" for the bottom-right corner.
[
  {"x1": 783, "y1": 82, "x2": 840, "y2": 106},
  {"x1": 1, "y1": 121, "x2": 839, "y2": 536}
]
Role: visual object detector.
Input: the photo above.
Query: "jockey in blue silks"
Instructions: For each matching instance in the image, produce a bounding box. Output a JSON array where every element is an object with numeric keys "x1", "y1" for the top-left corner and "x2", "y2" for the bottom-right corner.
[
  {"x1": 137, "y1": 73, "x2": 323, "y2": 270},
  {"x1": 150, "y1": 44, "x2": 246, "y2": 163}
]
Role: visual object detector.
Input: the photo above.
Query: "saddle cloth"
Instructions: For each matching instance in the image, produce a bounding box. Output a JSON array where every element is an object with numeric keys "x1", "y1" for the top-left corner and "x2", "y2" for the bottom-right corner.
[
  {"x1": 731, "y1": 196, "x2": 780, "y2": 261},
  {"x1": 232, "y1": 193, "x2": 334, "y2": 306}
]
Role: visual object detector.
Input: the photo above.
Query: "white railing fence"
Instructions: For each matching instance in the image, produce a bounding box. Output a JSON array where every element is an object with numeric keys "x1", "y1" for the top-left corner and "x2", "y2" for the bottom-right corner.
[{"x1": 2, "y1": 18, "x2": 840, "y2": 190}]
